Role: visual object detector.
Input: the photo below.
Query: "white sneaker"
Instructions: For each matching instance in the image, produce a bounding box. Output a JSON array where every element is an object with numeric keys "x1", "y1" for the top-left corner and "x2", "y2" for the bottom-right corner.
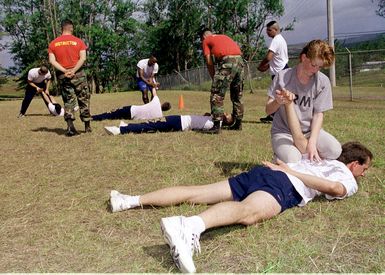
[
  {"x1": 160, "y1": 216, "x2": 201, "y2": 273},
  {"x1": 104, "y1": 126, "x2": 120, "y2": 135},
  {"x1": 119, "y1": 120, "x2": 128, "y2": 127},
  {"x1": 110, "y1": 190, "x2": 132, "y2": 212}
]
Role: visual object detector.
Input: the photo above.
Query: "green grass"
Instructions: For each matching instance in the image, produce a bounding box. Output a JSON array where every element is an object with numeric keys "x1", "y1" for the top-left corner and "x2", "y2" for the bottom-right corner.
[{"x1": 0, "y1": 87, "x2": 384, "y2": 272}]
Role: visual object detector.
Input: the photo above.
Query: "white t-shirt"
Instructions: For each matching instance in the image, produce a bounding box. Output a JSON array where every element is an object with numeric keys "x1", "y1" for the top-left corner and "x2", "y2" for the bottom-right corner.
[
  {"x1": 131, "y1": 96, "x2": 163, "y2": 120},
  {"x1": 136, "y1": 59, "x2": 159, "y2": 79},
  {"x1": 286, "y1": 158, "x2": 357, "y2": 207},
  {"x1": 268, "y1": 34, "x2": 288, "y2": 75},
  {"x1": 268, "y1": 67, "x2": 333, "y2": 135},
  {"x1": 48, "y1": 103, "x2": 64, "y2": 116},
  {"x1": 28, "y1": 68, "x2": 51, "y2": 84},
  {"x1": 180, "y1": 115, "x2": 214, "y2": 131}
]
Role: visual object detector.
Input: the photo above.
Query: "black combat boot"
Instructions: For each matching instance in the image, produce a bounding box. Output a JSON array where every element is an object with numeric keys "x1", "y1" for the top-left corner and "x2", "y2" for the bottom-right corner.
[
  {"x1": 84, "y1": 121, "x2": 92, "y2": 133},
  {"x1": 260, "y1": 114, "x2": 274, "y2": 123},
  {"x1": 197, "y1": 120, "x2": 221, "y2": 134},
  {"x1": 66, "y1": 119, "x2": 79, "y2": 137},
  {"x1": 228, "y1": 119, "x2": 242, "y2": 130}
]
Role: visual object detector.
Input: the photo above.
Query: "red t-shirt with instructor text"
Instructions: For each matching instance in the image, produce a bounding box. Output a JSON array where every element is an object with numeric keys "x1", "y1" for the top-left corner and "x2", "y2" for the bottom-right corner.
[
  {"x1": 48, "y1": 34, "x2": 87, "y2": 69},
  {"x1": 202, "y1": 34, "x2": 242, "y2": 60}
]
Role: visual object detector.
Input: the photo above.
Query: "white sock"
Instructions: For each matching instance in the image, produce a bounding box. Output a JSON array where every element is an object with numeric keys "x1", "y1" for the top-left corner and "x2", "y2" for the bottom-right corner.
[
  {"x1": 185, "y1": 215, "x2": 206, "y2": 236},
  {"x1": 125, "y1": 195, "x2": 140, "y2": 208},
  {"x1": 116, "y1": 193, "x2": 140, "y2": 208}
]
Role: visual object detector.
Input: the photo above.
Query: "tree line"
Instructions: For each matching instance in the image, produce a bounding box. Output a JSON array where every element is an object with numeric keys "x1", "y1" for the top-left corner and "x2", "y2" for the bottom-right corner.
[{"x1": 0, "y1": 0, "x2": 289, "y2": 93}]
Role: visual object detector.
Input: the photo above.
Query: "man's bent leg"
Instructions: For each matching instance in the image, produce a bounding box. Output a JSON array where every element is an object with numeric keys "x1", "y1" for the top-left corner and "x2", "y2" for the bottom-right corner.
[
  {"x1": 160, "y1": 191, "x2": 281, "y2": 273},
  {"x1": 199, "y1": 190, "x2": 281, "y2": 230}
]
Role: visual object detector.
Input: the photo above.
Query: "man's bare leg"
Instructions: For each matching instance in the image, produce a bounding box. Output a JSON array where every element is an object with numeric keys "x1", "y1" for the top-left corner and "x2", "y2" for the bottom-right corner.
[
  {"x1": 140, "y1": 180, "x2": 232, "y2": 206},
  {"x1": 159, "y1": 190, "x2": 281, "y2": 273},
  {"x1": 142, "y1": 89, "x2": 149, "y2": 104},
  {"x1": 198, "y1": 190, "x2": 281, "y2": 229},
  {"x1": 110, "y1": 180, "x2": 233, "y2": 213}
]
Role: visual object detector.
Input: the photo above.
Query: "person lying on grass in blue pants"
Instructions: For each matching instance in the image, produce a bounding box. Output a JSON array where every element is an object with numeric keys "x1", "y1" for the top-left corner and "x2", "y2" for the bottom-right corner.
[
  {"x1": 103, "y1": 113, "x2": 234, "y2": 135},
  {"x1": 108, "y1": 91, "x2": 372, "y2": 273}
]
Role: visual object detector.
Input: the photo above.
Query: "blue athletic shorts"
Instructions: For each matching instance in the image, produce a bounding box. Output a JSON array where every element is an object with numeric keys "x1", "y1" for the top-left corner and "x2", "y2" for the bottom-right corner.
[
  {"x1": 228, "y1": 166, "x2": 302, "y2": 212},
  {"x1": 137, "y1": 78, "x2": 152, "y2": 92}
]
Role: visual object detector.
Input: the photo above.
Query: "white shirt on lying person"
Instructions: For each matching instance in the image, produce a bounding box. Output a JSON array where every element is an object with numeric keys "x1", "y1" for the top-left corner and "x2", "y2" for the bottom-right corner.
[
  {"x1": 131, "y1": 95, "x2": 163, "y2": 120},
  {"x1": 48, "y1": 103, "x2": 64, "y2": 116},
  {"x1": 180, "y1": 115, "x2": 214, "y2": 131},
  {"x1": 285, "y1": 156, "x2": 357, "y2": 207}
]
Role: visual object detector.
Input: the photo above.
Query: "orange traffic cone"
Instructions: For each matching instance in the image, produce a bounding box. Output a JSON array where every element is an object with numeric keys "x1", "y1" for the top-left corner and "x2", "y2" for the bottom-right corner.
[{"x1": 178, "y1": 95, "x2": 185, "y2": 110}]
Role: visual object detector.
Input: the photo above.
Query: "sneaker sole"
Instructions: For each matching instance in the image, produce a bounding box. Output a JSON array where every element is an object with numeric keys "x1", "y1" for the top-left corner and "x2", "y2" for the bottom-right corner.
[{"x1": 110, "y1": 195, "x2": 120, "y2": 213}]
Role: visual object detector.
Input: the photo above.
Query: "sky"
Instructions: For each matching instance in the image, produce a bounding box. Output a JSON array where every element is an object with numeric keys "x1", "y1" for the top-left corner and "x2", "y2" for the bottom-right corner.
[
  {"x1": 1, "y1": 0, "x2": 385, "y2": 69},
  {"x1": 269, "y1": 0, "x2": 385, "y2": 45}
]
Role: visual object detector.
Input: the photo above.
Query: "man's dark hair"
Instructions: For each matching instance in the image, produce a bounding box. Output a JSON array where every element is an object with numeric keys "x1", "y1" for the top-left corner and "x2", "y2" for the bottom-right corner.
[
  {"x1": 161, "y1": 102, "x2": 171, "y2": 112},
  {"x1": 54, "y1": 103, "x2": 62, "y2": 115},
  {"x1": 39, "y1": 65, "x2": 49, "y2": 74},
  {"x1": 61, "y1": 19, "x2": 74, "y2": 29},
  {"x1": 198, "y1": 27, "x2": 211, "y2": 39},
  {"x1": 337, "y1": 141, "x2": 373, "y2": 165},
  {"x1": 266, "y1": 21, "x2": 277, "y2": 28}
]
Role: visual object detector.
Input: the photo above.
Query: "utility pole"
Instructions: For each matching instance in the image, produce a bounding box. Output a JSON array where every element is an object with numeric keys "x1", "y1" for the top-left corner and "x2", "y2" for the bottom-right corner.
[{"x1": 327, "y1": 0, "x2": 336, "y2": 87}]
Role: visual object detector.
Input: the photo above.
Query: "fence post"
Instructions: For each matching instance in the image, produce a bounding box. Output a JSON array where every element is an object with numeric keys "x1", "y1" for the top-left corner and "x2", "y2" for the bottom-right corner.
[{"x1": 345, "y1": 47, "x2": 353, "y2": 101}]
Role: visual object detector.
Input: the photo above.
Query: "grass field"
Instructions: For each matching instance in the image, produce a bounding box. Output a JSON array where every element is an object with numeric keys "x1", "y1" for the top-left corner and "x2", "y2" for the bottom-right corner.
[{"x1": 0, "y1": 87, "x2": 384, "y2": 272}]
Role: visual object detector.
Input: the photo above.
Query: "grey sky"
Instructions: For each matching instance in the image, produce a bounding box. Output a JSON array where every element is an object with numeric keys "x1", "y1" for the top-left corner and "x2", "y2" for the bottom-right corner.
[{"x1": 271, "y1": 0, "x2": 385, "y2": 45}]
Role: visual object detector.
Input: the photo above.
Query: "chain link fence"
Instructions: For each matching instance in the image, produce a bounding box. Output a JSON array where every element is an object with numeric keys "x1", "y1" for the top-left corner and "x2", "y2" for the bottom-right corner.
[{"x1": 156, "y1": 49, "x2": 385, "y2": 99}]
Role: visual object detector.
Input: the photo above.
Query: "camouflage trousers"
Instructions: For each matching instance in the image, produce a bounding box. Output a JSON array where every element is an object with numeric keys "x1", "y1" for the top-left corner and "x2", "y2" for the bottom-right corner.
[
  {"x1": 58, "y1": 70, "x2": 91, "y2": 122},
  {"x1": 210, "y1": 55, "x2": 244, "y2": 122}
]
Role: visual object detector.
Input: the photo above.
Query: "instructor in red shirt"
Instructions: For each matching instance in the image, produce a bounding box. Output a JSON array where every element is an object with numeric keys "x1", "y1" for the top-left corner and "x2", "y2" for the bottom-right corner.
[
  {"x1": 199, "y1": 28, "x2": 244, "y2": 134},
  {"x1": 48, "y1": 19, "x2": 91, "y2": 136}
]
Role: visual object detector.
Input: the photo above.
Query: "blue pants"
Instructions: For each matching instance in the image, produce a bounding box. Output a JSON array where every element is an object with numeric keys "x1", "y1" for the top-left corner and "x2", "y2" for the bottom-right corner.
[
  {"x1": 229, "y1": 166, "x2": 302, "y2": 212},
  {"x1": 20, "y1": 82, "x2": 47, "y2": 115},
  {"x1": 120, "y1": 115, "x2": 182, "y2": 134},
  {"x1": 92, "y1": 106, "x2": 132, "y2": 121},
  {"x1": 137, "y1": 78, "x2": 152, "y2": 92}
]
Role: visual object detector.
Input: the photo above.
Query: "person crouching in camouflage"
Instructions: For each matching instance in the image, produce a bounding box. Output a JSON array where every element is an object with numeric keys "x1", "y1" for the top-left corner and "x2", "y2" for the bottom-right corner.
[
  {"x1": 48, "y1": 19, "x2": 91, "y2": 136},
  {"x1": 199, "y1": 28, "x2": 244, "y2": 134}
]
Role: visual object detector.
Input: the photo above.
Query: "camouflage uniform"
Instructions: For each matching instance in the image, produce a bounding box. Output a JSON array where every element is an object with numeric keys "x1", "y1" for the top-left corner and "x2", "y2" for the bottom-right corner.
[
  {"x1": 58, "y1": 70, "x2": 91, "y2": 122},
  {"x1": 210, "y1": 55, "x2": 244, "y2": 122}
]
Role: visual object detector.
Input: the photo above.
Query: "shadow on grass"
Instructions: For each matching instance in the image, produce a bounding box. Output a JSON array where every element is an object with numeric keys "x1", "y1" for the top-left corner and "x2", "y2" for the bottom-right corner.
[
  {"x1": 32, "y1": 127, "x2": 67, "y2": 135},
  {"x1": 214, "y1": 161, "x2": 260, "y2": 177},
  {"x1": 24, "y1": 113, "x2": 53, "y2": 117},
  {"x1": 142, "y1": 244, "x2": 175, "y2": 271},
  {"x1": 0, "y1": 95, "x2": 22, "y2": 101},
  {"x1": 242, "y1": 119, "x2": 272, "y2": 125}
]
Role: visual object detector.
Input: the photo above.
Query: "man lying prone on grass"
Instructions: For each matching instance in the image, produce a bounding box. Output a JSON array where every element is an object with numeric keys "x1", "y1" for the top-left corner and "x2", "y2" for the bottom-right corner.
[{"x1": 109, "y1": 91, "x2": 373, "y2": 273}]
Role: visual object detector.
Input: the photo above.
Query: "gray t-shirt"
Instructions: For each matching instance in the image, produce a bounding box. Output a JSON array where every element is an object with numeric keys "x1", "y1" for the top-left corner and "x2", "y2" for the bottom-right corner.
[{"x1": 268, "y1": 67, "x2": 333, "y2": 135}]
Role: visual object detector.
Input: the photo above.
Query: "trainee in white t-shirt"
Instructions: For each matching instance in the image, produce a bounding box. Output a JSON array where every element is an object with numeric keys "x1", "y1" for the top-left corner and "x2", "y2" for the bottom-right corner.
[
  {"x1": 286, "y1": 158, "x2": 357, "y2": 207},
  {"x1": 28, "y1": 68, "x2": 51, "y2": 84},
  {"x1": 136, "y1": 59, "x2": 159, "y2": 79}
]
